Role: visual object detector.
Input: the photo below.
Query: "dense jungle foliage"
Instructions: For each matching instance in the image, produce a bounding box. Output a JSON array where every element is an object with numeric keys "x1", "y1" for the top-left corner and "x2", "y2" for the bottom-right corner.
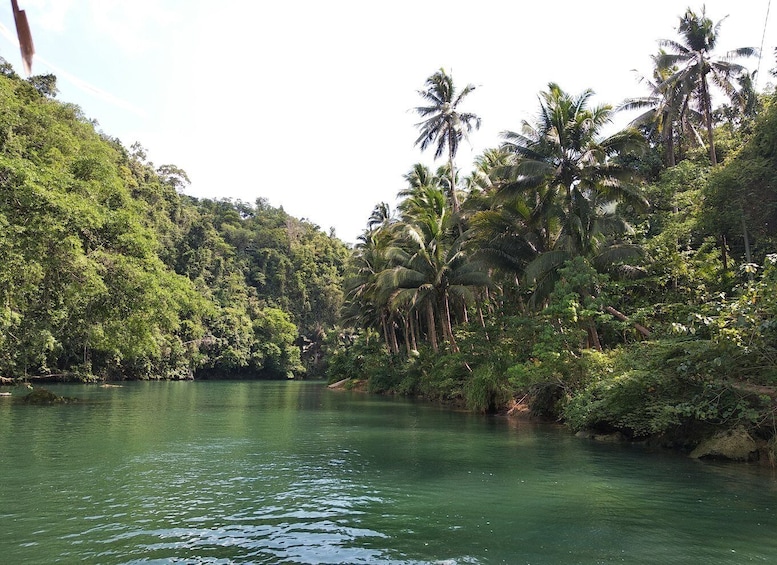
[
  {"x1": 326, "y1": 7, "x2": 777, "y2": 452},
  {"x1": 2, "y1": 5, "x2": 776, "y2": 455},
  {"x1": 0, "y1": 64, "x2": 348, "y2": 381}
]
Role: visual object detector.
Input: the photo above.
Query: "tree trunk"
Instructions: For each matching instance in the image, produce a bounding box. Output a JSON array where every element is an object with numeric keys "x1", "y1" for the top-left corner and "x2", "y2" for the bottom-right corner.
[
  {"x1": 410, "y1": 312, "x2": 418, "y2": 351},
  {"x1": 448, "y1": 142, "x2": 460, "y2": 216},
  {"x1": 477, "y1": 302, "x2": 486, "y2": 329},
  {"x1": 426, "y1": 302, "x2": 438, "y2": 352},
  {"x1": 441, "y1": 293, "x2": 460, "y2": 353},
  {"x1": 381, "y1": 314, "x2": 391, "y2": 352},
  {"x1": 665, "y1": 125, "x2": 676, "y2": 168},
  {"x1": 448, "y1": 143, "x2": 465, "y2": 238},
  {"x1": 403, "y1": 316, "x2": 413, "y2": 356},
  {"x1": 586, "y1": 320, "x2": 602, "y2": 351},
  {"x1": 702, "y1": 77, "x2": 717, "y2": 166},
  {"x1": 389, "y1": 316, "x2": 399, "y2": 355},
  {"x1": 382, "y1": 314, "x2": 398, "y2": 355},
  {"x1": 604, "y1": 306, "x2": 651, "y2": 338},
  {"x1": 720, "y1": 233, "x2": 729, "y2": 271}
]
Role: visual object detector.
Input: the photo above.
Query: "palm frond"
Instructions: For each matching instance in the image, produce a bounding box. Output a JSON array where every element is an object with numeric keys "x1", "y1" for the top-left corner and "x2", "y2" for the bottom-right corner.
[
  {"x1": 524, "y1": 250, "x2": 570, "y2": 286},
  {"x1": 591, "y1": 244, "x2": 645, "y2": 273}
]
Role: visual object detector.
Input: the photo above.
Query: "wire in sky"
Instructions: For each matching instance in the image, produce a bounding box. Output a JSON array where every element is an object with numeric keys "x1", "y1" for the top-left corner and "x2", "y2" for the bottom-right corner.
[{"x1": 757, "y1": 0, "x2": 772, "y2": 89}]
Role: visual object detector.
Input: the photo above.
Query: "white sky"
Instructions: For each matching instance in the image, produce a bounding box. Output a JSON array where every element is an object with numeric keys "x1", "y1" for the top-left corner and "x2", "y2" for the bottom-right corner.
[{"x1": 1, "y1": 1, "x2": 775, "y2": 244}]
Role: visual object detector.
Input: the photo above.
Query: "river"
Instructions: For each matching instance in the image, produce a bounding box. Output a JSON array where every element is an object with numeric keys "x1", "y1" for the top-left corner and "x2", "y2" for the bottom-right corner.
[{"x1": 0, "y1": 381, "x2": 776, "y2": 564}]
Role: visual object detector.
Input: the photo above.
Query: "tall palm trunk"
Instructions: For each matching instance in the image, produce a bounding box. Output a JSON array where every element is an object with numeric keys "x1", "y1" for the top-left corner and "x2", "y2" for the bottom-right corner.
[
  {"x1": 477, "y1": 298, "x2": 487, "y2": 330},
  {"x1": 448, "y1": 143, "x2": 460, "y2": 216},
  {"x1": 381, "y1": 313, "x2": 392, "y2": 353},
  {"x1": 476, "y1": 293, "x2": 489, "y2": 341},
  {"x1": 700, "y1": 74, "x2": 717, "y2": 166},
  {"x1": 382, "y1": 313, "x2": 399, "y2": 355},
  {"x1": 410, "y1": 312, "x2": 418, "y2": 351},
  {"x1": 448, "y1": 143, "x2": 465, "y2": 238},
  {"x1": 665, "y1": 125, "x2": 676, "y2": 167},
  {"x1": 440, "y1": 292, "x2": 460, "y2": 353},
  {"x1": 389, "y1": 316, "x2": 400, "y2": 355},
  {"x1": 402, "y1": 315, "x2": 413, "y2": 356},
  {"x1": 426, "y1": 302, "x2": 438, "y2": 352}
]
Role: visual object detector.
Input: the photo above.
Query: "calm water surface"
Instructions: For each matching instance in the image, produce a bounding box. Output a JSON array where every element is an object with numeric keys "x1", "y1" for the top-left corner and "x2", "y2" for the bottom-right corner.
[{"x1": 1, "y1": 381, "x2": 776, "y2": 564}]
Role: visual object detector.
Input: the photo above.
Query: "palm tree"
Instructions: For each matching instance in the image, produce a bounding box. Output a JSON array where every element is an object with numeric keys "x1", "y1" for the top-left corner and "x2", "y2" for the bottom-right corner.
[
  {"x1": 379, "y1": 182, "x2": 490, "y2": 353},
  {"x1": 501, "y1": 84, "x2": 646, "y2": 257},
  {"x1": 463, "y1": 147, "x2": 514, "y2": 221},
  {"x1": 399, "y1": 163, "x2": 442, "y2": 200},
  {"x1": 469, "y1": 147, "x2": 513, "y2": 195},
  {"x1": 658, "y1": 7, "x2": 757, "y2": 165},
  {"x1": 465, "y1": 147, "x2": 544, "y2": 310},
  {"x1": 414, "y1": 69, "x2": 481, "y2": 218},
  {"x1": 342, "y1": 205, "x2": 399, "y2": 353},
  {"x1": 497, "y1": 84, "x2": 647, "y2": 345},
  {"x1": 620, "y1": 51, "x2": 701, "y2": 167},
  {"x1": 366, "y1": 201, "x2": 394, "y2": 231}
]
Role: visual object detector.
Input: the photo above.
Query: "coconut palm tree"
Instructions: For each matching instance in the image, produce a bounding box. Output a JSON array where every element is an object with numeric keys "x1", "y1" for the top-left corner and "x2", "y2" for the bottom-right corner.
[
  {"x1": 468, "y1": 147, "x2": 514, "y2": 195},
  {"x1": 342, "y1": 205, "x2": 400, "y2": 353},
  {"x1": 414, "y1": 69, "x2": 481, "y2": 218},
  {"x1": 657, "y1": 7, "x2": 757, "y2": 165},
  {"x1": 498, "y1": 83, "x2": 648, "y2": 314},
  {"x1": 464, "y1": 147, "x2": 545, "y2": 311},
  {"x1": 367, "y1": 201, "x2": 394, "y2": 230},
  {"x1": 379, "y1": 182, "x2": 490, "y2": 353},
  {"x1": 620, "y1": 50, "x2": 702, "y2": 167}
]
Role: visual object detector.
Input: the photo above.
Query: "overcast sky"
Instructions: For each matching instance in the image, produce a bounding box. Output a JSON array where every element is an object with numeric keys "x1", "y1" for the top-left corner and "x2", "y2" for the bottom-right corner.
[{"x1": 0, "y1": 1, "x2": 774, "y2": 243}]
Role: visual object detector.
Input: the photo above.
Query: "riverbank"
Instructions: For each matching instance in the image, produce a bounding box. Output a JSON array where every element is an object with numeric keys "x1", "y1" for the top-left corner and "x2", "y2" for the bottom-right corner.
[
  {"x1": 325, "y1": 367, "x2": 777, "y2": 466},
  {"x1": 6, "y1": 369, "x2": 774, "y2": 465}
]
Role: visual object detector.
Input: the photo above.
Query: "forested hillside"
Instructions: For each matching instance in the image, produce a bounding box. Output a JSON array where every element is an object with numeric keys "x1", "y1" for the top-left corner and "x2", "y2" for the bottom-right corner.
[
  {"x1": 0, "y1": 66, "x2": 348, "y2": 381},
  {"x1": 327, "y1": 8, "x2": 777, "y2": 457}
]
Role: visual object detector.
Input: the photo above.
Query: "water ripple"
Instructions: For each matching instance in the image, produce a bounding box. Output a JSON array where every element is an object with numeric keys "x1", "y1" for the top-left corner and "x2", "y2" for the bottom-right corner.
[
  {"x1": 5, "y1": 382, "x2": 777, "y2": 564},
  {"x1": 72, "y1": 449, "x2": 424, "y2": 564}
]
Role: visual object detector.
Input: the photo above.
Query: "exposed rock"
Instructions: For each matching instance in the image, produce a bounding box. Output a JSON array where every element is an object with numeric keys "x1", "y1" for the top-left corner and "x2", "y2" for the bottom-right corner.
[
  {"x1": 756, "y1": 437, "x2": 776, "y2": 467},
  {"x1": 18, "y1": 387, "x2": 76, "y2": 404},
  {"x1": 690, "y1": 427, "x2": 758, "y2": 461}
]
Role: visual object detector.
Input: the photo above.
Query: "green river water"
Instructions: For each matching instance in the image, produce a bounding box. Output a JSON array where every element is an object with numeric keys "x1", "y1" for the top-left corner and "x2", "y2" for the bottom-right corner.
[{"x1": 1, "y1": 380, "x2": 776, "y2": 564}]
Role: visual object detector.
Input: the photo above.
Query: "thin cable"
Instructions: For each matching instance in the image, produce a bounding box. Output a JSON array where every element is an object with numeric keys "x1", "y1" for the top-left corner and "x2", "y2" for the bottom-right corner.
[{"x1": 756, "y1": 0, "x2": 772, "y2": 89}]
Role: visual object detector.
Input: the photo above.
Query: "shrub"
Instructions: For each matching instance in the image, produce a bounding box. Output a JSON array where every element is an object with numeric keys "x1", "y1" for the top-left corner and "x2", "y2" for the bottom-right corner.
[
  {"x1": 563, "y1": 339, "x2": 771, "y2": 439},
  {"x1": 416, "y1": 352, "x2": 468, "y2": 404},
  {"x1": 465, "y1": 363, "x2": 512, "y2": 413}
]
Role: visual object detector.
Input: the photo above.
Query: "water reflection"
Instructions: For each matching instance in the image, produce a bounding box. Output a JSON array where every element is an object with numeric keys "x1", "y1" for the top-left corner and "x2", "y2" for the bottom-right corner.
[{"x1": 1, "y1": 381, "x2": 777, "y2": 564}]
